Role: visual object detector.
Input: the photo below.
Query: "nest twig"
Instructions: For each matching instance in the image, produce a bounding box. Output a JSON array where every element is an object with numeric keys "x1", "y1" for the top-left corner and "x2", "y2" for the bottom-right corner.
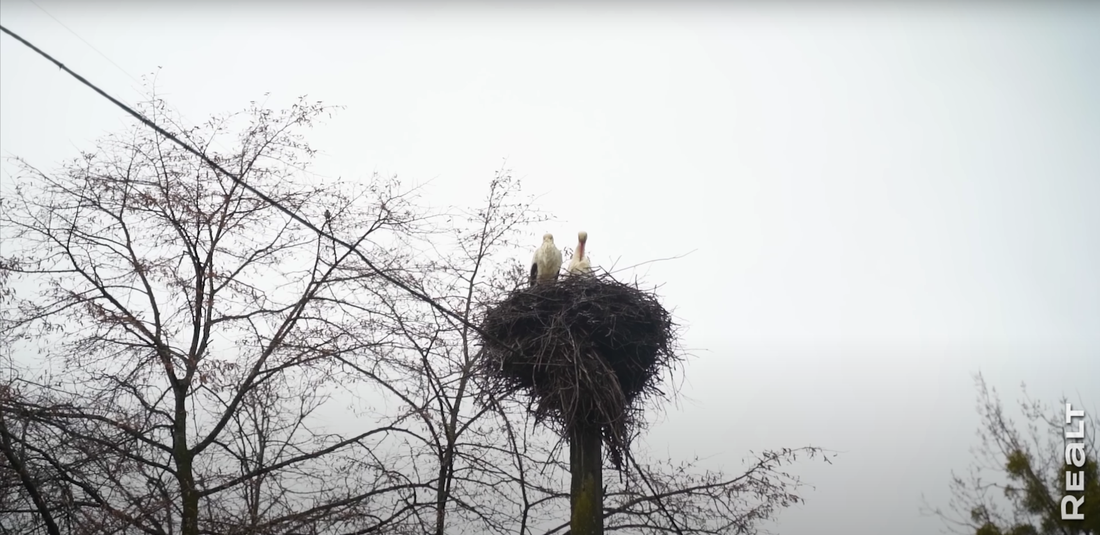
[{"x1": 476, "y1": 272, "x2": 680, "y2": 469}]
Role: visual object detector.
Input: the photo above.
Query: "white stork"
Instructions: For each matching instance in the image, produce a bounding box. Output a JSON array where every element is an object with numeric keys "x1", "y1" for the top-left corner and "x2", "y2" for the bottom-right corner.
[
  {"x1": 566, "y1": 230, "x2": 592, "y2": 276},
  {"x1": 529, "y1": 233, "x2": 563, "y2": 287}
]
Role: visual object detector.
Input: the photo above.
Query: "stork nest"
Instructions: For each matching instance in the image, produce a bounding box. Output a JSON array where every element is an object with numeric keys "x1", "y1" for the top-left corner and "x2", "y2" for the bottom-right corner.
[{"x1": 476, "y1": 272, "x2": 680, "y2": 470}]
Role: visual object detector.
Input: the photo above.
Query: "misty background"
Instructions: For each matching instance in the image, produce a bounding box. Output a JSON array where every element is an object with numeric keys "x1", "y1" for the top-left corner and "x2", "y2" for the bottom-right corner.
[{"x1": 2, "y1": 2, "x2": 1098, "y2": 534}]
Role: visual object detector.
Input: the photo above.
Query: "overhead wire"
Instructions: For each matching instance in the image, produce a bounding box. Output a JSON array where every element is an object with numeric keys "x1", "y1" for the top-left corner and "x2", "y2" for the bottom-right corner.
[
  {"x1": 27, "y1": 0, "x2": 144, "y2": 91},
  {"x1": 0, "y1": 23, "x2": 509, "y2": 355},
  {"x1": 19, "y1": 1, "x2": 336, "y2": 182}
]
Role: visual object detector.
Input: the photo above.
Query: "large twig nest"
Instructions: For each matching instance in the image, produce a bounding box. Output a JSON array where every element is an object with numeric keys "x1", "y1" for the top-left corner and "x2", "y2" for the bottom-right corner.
[{"x1": 476, "y1": 272, "x2": 680, "y2": 469}]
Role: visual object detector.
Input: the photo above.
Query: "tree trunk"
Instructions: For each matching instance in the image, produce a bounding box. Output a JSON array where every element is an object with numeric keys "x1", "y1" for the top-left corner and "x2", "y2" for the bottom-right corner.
[
  {"x1": 178, "y1": 452, "x2": 199, "y2": 535},
  {"x1": 434, "y1": 458, "x2": 449, "y2": 535},
  {"x1": 569, "y1": 422, "x2": 603, "y2": 535},
  {"x1": 174, "y1": 390, "x2": 199, "y2": 535}
]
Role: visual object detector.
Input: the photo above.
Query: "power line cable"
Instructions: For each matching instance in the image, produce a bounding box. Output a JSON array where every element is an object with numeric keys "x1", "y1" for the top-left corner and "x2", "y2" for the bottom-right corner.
[
  {"x1": 27, "y1": 0, "x2": 144, "y2": 90},
  {"x1": 0, "y1": 23, "x2": 505, "y2": 353},
  {"x1": 19, "y1": 1, "x2": 335, "y2": 181}
]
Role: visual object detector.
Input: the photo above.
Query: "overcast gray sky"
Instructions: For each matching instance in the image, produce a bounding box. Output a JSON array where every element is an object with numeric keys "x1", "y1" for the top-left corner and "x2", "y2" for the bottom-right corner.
[{"x1": 2, "y1": 2, "x2": 1098, "y2": 534}]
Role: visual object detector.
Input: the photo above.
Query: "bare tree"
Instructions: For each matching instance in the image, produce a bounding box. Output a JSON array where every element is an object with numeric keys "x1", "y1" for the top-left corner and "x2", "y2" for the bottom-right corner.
[
  {"x1": 324, "y1": 169, "x2": 546, "y2": 535},
  {"x1": 0, "y1": 92, "x2": 433, "y2": 535},
  {"x1": 352, "y1": 172, "x2": 835, "y2": 535},
  {"x1": 924, "y1": 373, "x2": 1098, "y2": 535}
]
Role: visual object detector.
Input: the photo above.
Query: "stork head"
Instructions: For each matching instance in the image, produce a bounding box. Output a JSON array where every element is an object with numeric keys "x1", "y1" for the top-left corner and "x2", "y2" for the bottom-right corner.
[
  {"x1": 577, "y1": 231, "x2": 588, "y2": 244},
  {"x1": 543, "y1": 233, "x2": 554, "y2": 243}
]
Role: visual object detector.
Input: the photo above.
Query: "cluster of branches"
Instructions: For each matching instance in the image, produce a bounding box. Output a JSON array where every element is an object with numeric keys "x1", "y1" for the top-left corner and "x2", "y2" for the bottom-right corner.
[
  {"x1": 924, "y1": 374, "x2": 1098, "y2": 535},
  {"x1": 0, "y1": 91, "x2": 830, "y2": 535},
  {"x1": 0, "y1": 92, "x2": 430, "y2": 535}
]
